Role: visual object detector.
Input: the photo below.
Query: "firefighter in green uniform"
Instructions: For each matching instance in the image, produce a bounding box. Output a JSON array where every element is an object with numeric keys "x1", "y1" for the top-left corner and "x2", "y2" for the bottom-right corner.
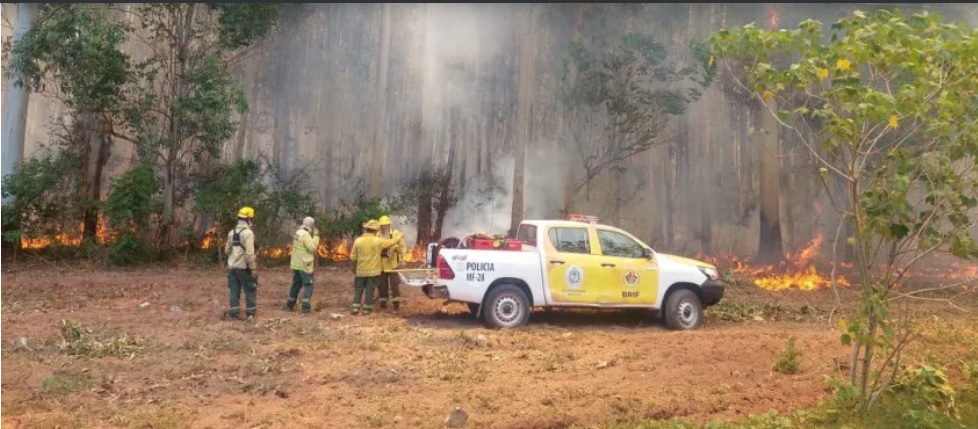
[
  {"x1": 224, "y1": 206, "x2": 258, "y2": 322},
  {"x1": 377, "y1": 215, "x2": 407, "y2": 311},
  {"x1": 284, "y1": 216, "x2": 320, "y2": 314},
  {"x1": 349, "y1": 219, "x2": 403, "y2": 316}
]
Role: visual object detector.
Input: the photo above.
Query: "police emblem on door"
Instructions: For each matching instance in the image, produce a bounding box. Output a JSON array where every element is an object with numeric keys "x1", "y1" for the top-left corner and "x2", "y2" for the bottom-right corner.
[
  {"x1": 566, "y1": 266, "x2": 584, "y2": 289},
  {"x1": 622, "y1": 269, "x2": 639, "y2": 287}
]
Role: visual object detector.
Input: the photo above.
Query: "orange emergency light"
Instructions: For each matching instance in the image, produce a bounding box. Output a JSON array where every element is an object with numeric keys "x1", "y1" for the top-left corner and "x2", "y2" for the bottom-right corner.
[{"x1": 567, "y1": 214, "x2": 600, "y2": 224}]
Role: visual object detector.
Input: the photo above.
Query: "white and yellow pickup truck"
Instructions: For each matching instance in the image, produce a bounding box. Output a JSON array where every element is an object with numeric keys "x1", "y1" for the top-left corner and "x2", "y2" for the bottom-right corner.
[{"x1": 397, "y1": 217, "x2": 725, "y2": 330}]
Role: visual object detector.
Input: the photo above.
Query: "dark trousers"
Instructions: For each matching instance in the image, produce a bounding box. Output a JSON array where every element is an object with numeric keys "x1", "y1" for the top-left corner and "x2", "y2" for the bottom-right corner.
[
  {"x1": 228, "y1": 268, "x2": 257, "y2": 317},
  {"x1": 378, "y1": 272, "x2": 402, "y2": 304},
  {"x1": 351, "y1": 276, "x2": 378, "y2": 314},
  {"x1": 286, "y1": 270, "x2": 314, "y2": 311}
]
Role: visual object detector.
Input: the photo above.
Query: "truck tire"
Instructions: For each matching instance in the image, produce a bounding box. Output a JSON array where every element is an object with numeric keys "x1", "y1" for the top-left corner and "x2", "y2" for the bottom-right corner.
[
  {"x1": 482, "y1": 284, "x2": 531, "y2": 329},
  {"x1": 663, "y1": 289, "x2": 703, "y2": 330}
]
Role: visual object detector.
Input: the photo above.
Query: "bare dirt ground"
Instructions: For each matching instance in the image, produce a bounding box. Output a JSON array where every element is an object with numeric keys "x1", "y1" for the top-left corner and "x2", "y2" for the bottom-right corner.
[{"x1": 1, "y1": 263, "x2": 975, "y2": 429}]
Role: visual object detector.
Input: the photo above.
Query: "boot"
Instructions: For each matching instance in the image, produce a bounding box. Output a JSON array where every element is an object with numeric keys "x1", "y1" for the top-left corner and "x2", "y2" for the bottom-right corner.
[
  {"x1": 282, "y1": 303, "x2": 295, "y2": 312},
  {"x1": 393, "y1": 301, "x2": 400, "y2": 312},
  {"x1": 245, "y1": 315, "x2": 255, "y2": 324},
  {"x1": 379, "y1": 300, "x2": 388, "y2": 310}
]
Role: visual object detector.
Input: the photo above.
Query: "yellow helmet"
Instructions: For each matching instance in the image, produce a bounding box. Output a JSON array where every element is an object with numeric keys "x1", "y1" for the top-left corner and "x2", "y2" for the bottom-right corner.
[
  {"x1": 378, "y1": 215, "x2": 392, "y2": 226},
  {"x1": 237, "y1": 206, "x2": 255, "y2": 219},
  {"x1": 364, "y1": 219, "x2": 380, "y2": 231}
]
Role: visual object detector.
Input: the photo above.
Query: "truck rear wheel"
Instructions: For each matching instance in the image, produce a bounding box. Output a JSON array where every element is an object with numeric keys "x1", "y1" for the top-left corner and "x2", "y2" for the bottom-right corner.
[
  {"x1": 482, "y1": 284, "x2": 530, "y2": 329},
  {"x1": 663, "y1": 289, "x2": 703, "y2": 330}
]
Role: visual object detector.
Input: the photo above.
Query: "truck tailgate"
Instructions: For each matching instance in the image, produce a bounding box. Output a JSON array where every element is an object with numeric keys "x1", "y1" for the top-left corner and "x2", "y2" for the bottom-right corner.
[{"x1": 388, "y1": 268, "x2": 437, "y2": 287}]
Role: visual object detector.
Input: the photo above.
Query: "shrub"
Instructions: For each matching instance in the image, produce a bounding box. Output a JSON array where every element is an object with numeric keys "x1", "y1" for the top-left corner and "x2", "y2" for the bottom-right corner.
[
  {"x1": 1, "y1": 151, "x2": 87, "y2": 248},
  {"x1": 773, "y1": 337, "x2": 802, "y2": 375},
  {"x1": 102, "y1": 165, "x2": 160, "y2": 264}
]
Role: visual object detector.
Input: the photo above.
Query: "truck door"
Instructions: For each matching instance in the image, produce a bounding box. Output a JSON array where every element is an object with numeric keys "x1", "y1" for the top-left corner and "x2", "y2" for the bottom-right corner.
[
  {"x1": 544, "y1": 226, "x2": 600, "y2": 304},
  {"x1": 593, "y1": 228, "x2": 659, "y2": 306}
]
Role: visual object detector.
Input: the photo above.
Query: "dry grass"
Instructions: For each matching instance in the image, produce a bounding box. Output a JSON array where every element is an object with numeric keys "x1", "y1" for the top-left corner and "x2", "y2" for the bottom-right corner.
[{"x1": 2, "y1": 266, "x2": 976, "y2": 429}]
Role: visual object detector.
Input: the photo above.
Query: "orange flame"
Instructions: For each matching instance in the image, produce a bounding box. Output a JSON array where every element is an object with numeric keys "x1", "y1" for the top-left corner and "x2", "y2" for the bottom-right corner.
[
  {"x1": 19, "y1": 218, "x2": 114, "y2": 249},
  {"x1": 767, "y1": 4, "x2": 779, "y2": 30},
  {"x1": 700, "y1": 234, "x2": 850, "y2": 291}
]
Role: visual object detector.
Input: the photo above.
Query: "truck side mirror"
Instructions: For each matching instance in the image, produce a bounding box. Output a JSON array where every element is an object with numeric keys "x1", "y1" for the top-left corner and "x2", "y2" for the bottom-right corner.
[{"x1": 643, "y1": 248, "x2": 653, "y2": 259}]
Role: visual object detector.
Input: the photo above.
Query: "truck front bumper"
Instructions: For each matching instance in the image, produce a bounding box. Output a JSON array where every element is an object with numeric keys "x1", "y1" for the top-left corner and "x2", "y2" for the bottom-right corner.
[
  {"x1": 421, "y1": 284, "x2": 450, "y2": 300},
  {"x1": 700, "y1": 280, "x2": 725, "y2": 307}
]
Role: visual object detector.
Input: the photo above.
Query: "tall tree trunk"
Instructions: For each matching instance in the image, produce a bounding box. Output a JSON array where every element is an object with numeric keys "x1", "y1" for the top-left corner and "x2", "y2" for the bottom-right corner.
[
  {"x1": 560, "y1": 4, "x2": 587, "y2": 216},
  {"x1": 1, "y1": 3, "x2": 39, "y2": 205},
  {"x1": 433, "y1": 107, "x2": 461, "y2": 242},
  {"x1": 755, "y1": 4, "x2": 784, "y2": 264},
  {"x1": 416, "y1": 183, "x2": 433, "y2": 244},
  {"x1": 78, "y1": 113, "x2": 112, "y2": 242},
  {"x1": 756, "y1": 97, "x2": 784, "y2": 264},
  {"x1": 511, "y1": 4, "x2": 536, "y2": 233},
  {"x1": 161, "y1": 3, "x2": 196, "y2": 247},
  {"x1": 369, "y1": 3, "x2": 392, "y2": 198}
]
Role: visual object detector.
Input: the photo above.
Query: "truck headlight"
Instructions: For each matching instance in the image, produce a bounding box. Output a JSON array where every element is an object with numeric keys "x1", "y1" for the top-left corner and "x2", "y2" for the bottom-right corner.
[{"x1": 698, "y1": 266, "x2": 718, "y2": 280}]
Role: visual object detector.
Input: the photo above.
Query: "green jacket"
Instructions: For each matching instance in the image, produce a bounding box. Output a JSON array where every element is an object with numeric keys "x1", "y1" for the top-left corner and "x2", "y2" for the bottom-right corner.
[{"x1": 290, "y1": 226, "x2": 320, "y2": 273}]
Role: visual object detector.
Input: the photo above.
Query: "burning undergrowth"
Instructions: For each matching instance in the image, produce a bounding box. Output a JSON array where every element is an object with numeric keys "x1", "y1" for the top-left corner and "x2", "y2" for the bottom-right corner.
[
  {"x1": 700, "y1": 235, "x2": 852, "y2": 291},
  {"x1": 201, "y1": 235, "x2": 429, "y2": 265}
]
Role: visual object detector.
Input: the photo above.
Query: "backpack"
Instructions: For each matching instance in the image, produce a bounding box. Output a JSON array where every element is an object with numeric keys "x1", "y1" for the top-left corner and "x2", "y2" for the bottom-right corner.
[{"x1": 231, "y1": 226, "x2": 259, "y2": 254}]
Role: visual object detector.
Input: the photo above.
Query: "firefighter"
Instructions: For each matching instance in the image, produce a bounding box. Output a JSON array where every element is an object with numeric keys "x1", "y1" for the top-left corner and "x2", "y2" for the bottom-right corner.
[
  {"x1": 377, "y1": 215, "x2": 407, "y2": 311},
  {"x1": 349, "y1": 219, "x2": 403, "y2": 316},
  {"x1": 224, "y1": 206, "x2": 258, "y2": 322},
  {"x1": 284, "y1": 216, "x2": 320, "y2": 314}
]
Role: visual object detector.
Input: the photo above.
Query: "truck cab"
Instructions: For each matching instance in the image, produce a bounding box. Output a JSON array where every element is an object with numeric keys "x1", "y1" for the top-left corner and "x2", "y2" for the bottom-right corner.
[{"x1": 403, "y1": 217, "x2": 725, "y2": 330}]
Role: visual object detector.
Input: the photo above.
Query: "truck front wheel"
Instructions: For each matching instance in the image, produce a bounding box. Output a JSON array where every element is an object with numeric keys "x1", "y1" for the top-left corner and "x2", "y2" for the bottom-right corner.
[
  {"x1": 482, "y1": 285, "x2": 530, "y2": 329},
  {"x1": 663, "y1": 289, "x2": 703, "y2": 330}
]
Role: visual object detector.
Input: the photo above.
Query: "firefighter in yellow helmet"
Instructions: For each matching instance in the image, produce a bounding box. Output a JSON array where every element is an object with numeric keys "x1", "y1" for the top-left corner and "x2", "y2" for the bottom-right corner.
[
  {"x1": 349, "y1": 219, "x2": 403, "y2": 315},
  {"x1": 377, "y1": 215, "x2": 407, "y2": 311},
  {"x1": 284, "y1": 216, "x2": 320, "y2": 314},
  {"x1": 223, "y1": 206, "x2": 258, "y2": 322}
]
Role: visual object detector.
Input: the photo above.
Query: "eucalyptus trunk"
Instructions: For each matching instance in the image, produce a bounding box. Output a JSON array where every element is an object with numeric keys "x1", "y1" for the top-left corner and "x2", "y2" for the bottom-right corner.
[{"x1": 1, "y1": 3, "x2": 39, "y2": 205}]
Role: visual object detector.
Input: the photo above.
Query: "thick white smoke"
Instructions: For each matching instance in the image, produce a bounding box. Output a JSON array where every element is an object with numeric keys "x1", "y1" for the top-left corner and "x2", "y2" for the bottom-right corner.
[{"x1": 441, "y1": 155, "x2": 515, "y2": 238}]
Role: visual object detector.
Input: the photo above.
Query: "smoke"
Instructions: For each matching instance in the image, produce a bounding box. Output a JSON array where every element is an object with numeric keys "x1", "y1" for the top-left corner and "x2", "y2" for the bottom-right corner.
[
  {"x1": 423, "y1": 4, "x2": 520, "y2": 116},
  {"x1": 438, "y1": 139, "x2": 573, "y2": 240},
  {"x1": 390, "y1": 214, "x2": 419, "y2": 248},
  {"x1": 442, "y1": 155, "x2": 514, "y2": 238}
]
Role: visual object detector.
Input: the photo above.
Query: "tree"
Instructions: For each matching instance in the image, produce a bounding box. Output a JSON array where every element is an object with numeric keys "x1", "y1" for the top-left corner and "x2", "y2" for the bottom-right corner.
[
  {"x1": 0, "y1": 3, "x2": 39, "y2": 206},
  {"x1": 6, "y1": 4, "x2": 281, "y2": 248},
  {"x1": 368, "y1": 2, "x2": 392, "y2": 198},
  {"x1": 7, "y1": 4, "x2": 134, "y2": 241},
  {"x1": 710, "y1": 9, "x2": 978, "y2": 410},
  {"x1": 125, "y1": 3, "x2": 280, "y2": 246},
  {"x1": 559, "y1": 31, "x2": 715, "y2": 208},
  {"x1": 510, "y1": 3, "x2": 536, "y2": 232},
  {"x1": 755, "y1": 3, "x2": 786, "y2": 264}
]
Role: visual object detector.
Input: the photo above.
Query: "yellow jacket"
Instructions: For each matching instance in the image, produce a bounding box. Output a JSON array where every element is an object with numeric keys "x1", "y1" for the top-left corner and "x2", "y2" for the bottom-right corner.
[
  {"x1": 290, "y1": 226, "x2": 320, "y2": 273},
  {"x1": 224, "y1": 222, "x2": 256, "y2": 270},
  {"x1": 380, "y1": 228, "x2": 407, "y2": 272},
  {"x1": 350, "y1": 230, "x2": 402, "y2": 277}
]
